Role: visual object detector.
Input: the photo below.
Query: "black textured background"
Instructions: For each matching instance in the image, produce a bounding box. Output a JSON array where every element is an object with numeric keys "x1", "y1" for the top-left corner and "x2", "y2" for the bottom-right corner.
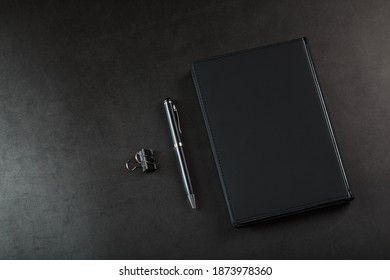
[{"x1": 0, "y1": 0, "x2": 389, "y2": 259}]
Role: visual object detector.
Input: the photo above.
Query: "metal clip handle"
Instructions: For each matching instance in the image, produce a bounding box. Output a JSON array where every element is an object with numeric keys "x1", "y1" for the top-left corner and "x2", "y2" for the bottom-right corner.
[
  {"x1": 126, "y1": 149, "x2": 157, "y2": 172},
  {"x1": 173, "y1": 104, "x2": 182, "y2": 134}
]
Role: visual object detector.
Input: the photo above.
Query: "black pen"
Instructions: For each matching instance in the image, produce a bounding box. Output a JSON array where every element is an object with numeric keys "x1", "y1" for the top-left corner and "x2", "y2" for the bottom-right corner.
[{"x1": 163, "y1": 98, "x2": 196, "y2": 209}]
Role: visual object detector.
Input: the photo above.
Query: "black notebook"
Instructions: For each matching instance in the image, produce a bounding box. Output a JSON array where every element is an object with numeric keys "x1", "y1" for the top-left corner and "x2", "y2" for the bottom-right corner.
[{"x1": 191, "y1": 38, "x2": 353, "y2": 227}]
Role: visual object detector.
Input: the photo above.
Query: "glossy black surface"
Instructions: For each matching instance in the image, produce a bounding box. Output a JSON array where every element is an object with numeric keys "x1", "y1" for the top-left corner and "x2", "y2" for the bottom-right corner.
[{"x1": 1, "y1": 0, "x2": 390, "y2": 259}]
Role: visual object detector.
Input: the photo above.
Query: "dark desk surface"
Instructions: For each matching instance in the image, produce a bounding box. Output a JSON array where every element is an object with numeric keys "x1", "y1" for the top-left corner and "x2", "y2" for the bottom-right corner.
[{"x1": 0, "y1": 0, "x2": 389, "y2": 259}]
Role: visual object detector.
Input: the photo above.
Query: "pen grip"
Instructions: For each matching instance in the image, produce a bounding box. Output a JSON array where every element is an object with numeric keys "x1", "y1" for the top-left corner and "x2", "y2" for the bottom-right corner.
[{"x1": 174, "y1": 145, "x2": 194, "y2": 195}]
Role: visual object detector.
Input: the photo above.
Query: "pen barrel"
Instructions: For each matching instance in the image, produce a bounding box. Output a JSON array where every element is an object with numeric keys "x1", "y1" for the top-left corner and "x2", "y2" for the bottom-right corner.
[
  {"x1": 163, "y1": 98, "x2": 181, "y2": 146},
  {"x1": 163, "y1": 98, "x2": 194, "y2": 196}
]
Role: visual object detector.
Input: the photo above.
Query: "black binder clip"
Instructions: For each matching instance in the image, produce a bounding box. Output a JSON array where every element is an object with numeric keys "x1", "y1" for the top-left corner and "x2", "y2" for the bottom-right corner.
[{"x1": 126, "y1": 149, "x2": 157, "y2": 172}]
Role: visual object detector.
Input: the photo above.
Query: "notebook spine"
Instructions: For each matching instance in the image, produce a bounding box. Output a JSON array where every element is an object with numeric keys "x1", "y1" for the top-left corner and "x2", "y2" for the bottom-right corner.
[{"x1": 302, "y1": 38, "x2": 354, "y2": 200}]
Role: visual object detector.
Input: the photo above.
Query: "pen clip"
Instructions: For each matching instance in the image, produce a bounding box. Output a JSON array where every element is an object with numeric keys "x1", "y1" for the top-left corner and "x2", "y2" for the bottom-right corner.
[{"x1": 173, "y1": 104, "x2": 182, "y2": 134}]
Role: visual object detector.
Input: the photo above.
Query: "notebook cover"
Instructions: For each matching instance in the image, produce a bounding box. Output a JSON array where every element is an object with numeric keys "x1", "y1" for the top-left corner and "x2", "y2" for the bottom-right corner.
[{"x1": 191, "y1": 38, "x2": 353, "y2": 227}]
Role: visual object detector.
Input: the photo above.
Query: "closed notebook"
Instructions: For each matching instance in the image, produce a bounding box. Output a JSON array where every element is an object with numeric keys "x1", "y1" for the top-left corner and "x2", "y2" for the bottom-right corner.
[{"x1": 191, "y1": 38, "x2": 353, "y2": 227}]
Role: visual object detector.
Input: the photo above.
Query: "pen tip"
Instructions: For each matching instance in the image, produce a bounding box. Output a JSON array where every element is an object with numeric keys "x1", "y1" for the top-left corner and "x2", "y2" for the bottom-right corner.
[{"x1": 188, "y1": 194, "x2": 196, "y2": 209}]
